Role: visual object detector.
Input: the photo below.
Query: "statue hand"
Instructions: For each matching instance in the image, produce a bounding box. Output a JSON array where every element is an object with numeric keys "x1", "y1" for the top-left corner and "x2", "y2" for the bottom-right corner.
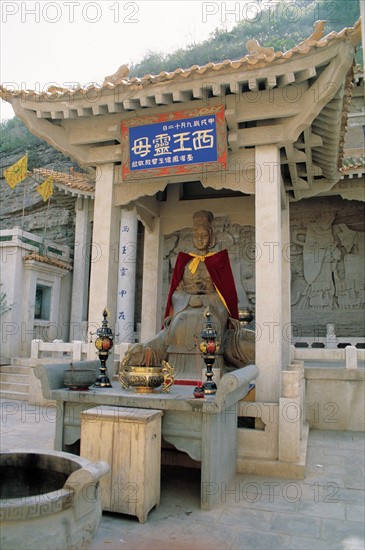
[
  {"x1": 123, "y1": 343, "x2": 145, "y2": 366},
  {"x1": 189, "y1": 295, "x2": 203, "y2": 307}
]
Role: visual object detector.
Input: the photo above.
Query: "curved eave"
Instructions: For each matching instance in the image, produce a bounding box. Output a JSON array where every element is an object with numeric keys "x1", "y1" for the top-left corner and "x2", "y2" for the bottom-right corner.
[
  {"x1": 0, "y1": 20, "x2": 361, "y2": 201},
  {"x1": 54, "y1": 182, "x2": 95, "y2": 199},
  {"x1": 2, "y1": 21, "x2": 360, "y2": 119}
]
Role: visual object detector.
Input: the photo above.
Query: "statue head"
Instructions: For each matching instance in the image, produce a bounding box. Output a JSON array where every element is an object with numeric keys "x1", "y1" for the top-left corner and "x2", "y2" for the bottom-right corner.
[{"x1": 192, "y1": 210, "x2": 216, "y2": 252}]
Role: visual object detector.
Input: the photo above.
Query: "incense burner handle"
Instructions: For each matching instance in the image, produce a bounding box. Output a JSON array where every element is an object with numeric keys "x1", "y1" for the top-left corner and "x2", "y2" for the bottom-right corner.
[{"x1": 161, "y1": 361, "x2": 175, "y2": 393}]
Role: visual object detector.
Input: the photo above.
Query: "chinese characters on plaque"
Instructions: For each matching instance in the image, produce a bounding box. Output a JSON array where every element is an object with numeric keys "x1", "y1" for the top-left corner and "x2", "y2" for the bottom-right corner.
[{"x1": 121, "y1": 105, "x2": 226, "y2": 180}]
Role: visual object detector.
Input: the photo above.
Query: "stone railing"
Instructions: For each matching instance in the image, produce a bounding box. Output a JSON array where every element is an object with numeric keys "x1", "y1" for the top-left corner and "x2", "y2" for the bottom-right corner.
[
  {"x1": 292, "y1": 344, "x2": 365, "y2": 370},
  {"x1": 292, "y1": 337, "x2": 365, "y2": 349},
  {"x1": 30, "y1": 339, "x2": 130, "y2": 363},
  {"x1": 30, "y1": 338, "x2": 365, "y2": 369}
]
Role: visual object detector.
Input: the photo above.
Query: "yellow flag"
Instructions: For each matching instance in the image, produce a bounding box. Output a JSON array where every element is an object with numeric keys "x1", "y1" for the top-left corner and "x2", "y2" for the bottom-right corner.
[
  {"x1": 36, "y1": 177, "x2": 53, "y2": 202},
  {"x1": 3, "y1": 155, "x2": 28, "y2": 188}
]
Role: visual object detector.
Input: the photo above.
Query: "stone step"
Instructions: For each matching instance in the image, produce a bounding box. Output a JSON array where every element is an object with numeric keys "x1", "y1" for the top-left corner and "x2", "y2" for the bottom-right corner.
[
  {"x1": 11, "y1": 357, "x2": 33, "y2": 367},
  {"x1": 0, "y1": 390, "x2": 28, "y2": 401},
  {"x1": 0, "y1": 362, "x2": 30, "y2": 401},
  {"x1": 0, "y1": 373, "x2": 29, "y2": 383},
  {"x1": 0, "y1": 381, "x2": 29, "y2": 393},
  {"x1": 0, "y1": 365, "x2": 30, "y2": 376}
]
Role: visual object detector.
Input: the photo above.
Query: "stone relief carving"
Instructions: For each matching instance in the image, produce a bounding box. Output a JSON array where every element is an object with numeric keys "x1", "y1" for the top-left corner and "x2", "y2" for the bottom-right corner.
[
  {"x1": 164, "y1": 210, "x2": 364, "y2": 320},
  {"x1": 291, "y1": 215, "x2": 364, "y2": 311}
]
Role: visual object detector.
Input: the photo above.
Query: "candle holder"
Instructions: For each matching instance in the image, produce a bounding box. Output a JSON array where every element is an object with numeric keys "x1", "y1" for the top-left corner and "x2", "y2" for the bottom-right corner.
[
  {"x1": 90, "y1": 309, "x2": 114, "y2": 387},
  {"x1": 199, "y1": 308, "x2": 219, "y2": 395},
  {"x1": 238, "y1": 307, "x2": 254, "y2": 327}
]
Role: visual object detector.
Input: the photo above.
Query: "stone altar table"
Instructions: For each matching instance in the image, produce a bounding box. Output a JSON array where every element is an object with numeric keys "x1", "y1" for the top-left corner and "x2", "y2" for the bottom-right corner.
[{"x1": 35, "y1": 361, "x2": 258, "y2": 510}]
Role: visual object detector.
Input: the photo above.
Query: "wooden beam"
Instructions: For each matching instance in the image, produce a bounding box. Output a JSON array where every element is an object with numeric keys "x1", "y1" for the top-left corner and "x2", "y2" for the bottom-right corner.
[
  {"x1": 280, "y1": 149, "x2": 307, "y2": 163},
  {"x1": 64, "y1": 115, "x2": 123, "y2": 145},
  {"x1": 294, "y1": 178, "x2": 339, "y2": 200},
  {"x1": 278, "y1": 72, "x2": 295, "y2": 87},
  {"x1": 234, "y1": 125, "x2": 285, "y2": 147},
  {"x1": 139, "y1": 96, "x2": 156, "y2": 108},
  {"x1": 225, "y1": 82, "x2": 308, "y2": 123},
  {"x1": 86, "y1": 145, "x2": 122, "y2": 164},
  {"x1": 248, "y1": 78, "x2": 258, "y2": 92},
  {"x1": 225, "y1": 107, "x2": 238, "y2": 130},
  {"x1": 229, "y1": 82, "x2": 241, "y2": 94},
  {"x1": 295, "y1": 132, "x2": 322, "y2": 148},
  {"x1": 227, "y1": 131, "x2": 240, "y2": 152},
  {"x1": 155, "y1": 93, "x2": 172, "y2": 105},
  {"x1": 172, "y1": 90, "x2": 192, "y2": 102},
  {"x1": 295, "y1": 66, "x2": 316, "y2": 84},
  {"x1": 123, "y1": 99, "x2": 140, "y2": 110},
  {"x1": 283, "y1": 43, "x2": 354, "y2": 143},
  {"x1": 11, "y1": 98, "x2": 91, "y2": 165},
  {"x1": 266, "y1": 76, "x2": 277, "y2": 89}
]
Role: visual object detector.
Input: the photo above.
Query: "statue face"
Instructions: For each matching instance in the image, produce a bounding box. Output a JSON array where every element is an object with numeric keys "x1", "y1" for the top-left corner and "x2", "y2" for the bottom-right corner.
[{"x1": 193, "y1": 225, "x2": 211, "y2": 252}]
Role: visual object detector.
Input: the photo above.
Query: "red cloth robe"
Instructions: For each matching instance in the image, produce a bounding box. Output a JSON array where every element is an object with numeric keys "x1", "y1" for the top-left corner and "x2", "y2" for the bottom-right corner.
[{"x1": 164, "y1": 250, "x2": 239, "y2": 321}]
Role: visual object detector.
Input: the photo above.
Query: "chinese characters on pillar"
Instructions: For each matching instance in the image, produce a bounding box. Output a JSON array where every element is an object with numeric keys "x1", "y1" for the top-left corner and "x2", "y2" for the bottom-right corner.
[
  {"x1": 121, "y1": 106, "x2": 226, "y2": 180},
  {"x1": 118, "y1": 242, "x2": 128, "y2": 322},
  {"x1": 117, "y1": 216, "x2": 138, "y2": 343}
]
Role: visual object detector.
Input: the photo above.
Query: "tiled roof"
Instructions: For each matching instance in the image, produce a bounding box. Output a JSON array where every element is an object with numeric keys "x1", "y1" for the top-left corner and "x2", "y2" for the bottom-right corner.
[
  {"x1": 0, "y1": 20, "x2": 361, "y2": 101},
  {"x1": 23, "y1": 252, "x2": 73, "y2": 271},
  {"x1": 32, "y1": 168, "x2": 95, "y2": 195}
]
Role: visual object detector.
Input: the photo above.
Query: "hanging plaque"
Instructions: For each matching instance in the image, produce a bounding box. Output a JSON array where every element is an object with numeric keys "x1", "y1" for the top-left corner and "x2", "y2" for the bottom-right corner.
[{"x1": 121, "y1": 105, "x2": 226, "y2": 180}]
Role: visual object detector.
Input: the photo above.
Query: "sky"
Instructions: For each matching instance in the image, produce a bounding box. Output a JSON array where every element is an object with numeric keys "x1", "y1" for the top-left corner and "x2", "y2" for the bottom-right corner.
[{"x1": 0, "y1": 0, "x2": 249, "y2": 121}]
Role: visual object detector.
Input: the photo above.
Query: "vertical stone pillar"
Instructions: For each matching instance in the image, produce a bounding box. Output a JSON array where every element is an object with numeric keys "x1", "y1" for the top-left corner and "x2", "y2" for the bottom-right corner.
[
  {"x1": 140, "y1": 218, "x2": 163, "y2": 341},
  {"x1": 87, "y1": 163, "x2": 119, "y2": 359},
  {"x1": 116, "y1": 209, "x2": 138, "y2": 343},
  {"x1": 255, "y1": 144, "x2": 282, "y2": 402},
  {"x1": 70, "y1": 197, "x2": 91, "y2": 341},
  {"x1": 279, "y1": 370, "x2": 301, "y2": 462},
  {"x1": 281, "y1": 202, "x2": 291, "y2": 369}
]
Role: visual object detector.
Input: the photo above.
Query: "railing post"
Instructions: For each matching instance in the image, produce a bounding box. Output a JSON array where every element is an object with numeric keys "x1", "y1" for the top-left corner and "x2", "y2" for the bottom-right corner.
[
  {"x1": 72, "y1": 340, "x2": 83, "y2": 361},
  {"x1": 345, "y1": 345, "x2": 358, "y2": 369},
  {"x1": 31, "y1": 339, "x2": 42, "y2": 359}
]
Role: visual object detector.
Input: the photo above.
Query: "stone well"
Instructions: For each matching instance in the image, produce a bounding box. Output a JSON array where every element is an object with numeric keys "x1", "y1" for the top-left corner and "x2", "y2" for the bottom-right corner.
[{"x1": 0, "y1": 449, "x2": 110, "y2": 550}]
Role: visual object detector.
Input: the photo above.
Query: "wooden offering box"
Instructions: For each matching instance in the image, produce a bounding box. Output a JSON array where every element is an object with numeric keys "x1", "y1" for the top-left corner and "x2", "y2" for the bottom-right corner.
[{"x1": 81, "y1": 405, "x2": 163, "y2": 523}]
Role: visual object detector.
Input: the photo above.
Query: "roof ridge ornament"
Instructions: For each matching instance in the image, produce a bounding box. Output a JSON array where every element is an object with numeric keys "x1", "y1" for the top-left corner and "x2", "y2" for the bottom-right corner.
[
  {"x1": 245, "y1": 38, "x2": 275, "y2": 63},
  {"x1": 301, "y1": 19, "x2": 326, "y2": 44},
  {"x1": 103, "y1": 64, "x2": 130, "y2": 86}
]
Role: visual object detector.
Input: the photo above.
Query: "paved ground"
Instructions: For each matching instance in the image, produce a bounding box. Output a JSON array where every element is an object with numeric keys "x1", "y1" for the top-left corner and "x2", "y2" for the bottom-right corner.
[{"x1": 1, "y1": 398, "x2": 364, "y2": 550}]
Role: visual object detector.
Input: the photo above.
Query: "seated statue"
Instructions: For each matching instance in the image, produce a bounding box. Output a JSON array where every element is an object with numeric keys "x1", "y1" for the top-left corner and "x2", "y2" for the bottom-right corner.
[{"x1": 121, "y1": 210, "x2": 255, "y2": 380}]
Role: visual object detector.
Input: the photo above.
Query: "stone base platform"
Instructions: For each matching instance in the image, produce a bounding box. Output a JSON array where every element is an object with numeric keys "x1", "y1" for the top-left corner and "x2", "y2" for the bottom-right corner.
[{"x1": 237, "y1": 423, "x2": 309, "y2": 479}]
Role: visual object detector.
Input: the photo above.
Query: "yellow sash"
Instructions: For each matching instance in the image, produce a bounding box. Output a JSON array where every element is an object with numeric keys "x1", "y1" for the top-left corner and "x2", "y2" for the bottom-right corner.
[{"x1": 188, "y1": 252, "x2": 216, "y2": 274}]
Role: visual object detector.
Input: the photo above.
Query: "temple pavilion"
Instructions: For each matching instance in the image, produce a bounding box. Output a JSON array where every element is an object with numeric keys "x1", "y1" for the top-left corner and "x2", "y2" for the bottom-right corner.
[{"x1": 1, "y1": 19, "x2": 363, "y2": 475}]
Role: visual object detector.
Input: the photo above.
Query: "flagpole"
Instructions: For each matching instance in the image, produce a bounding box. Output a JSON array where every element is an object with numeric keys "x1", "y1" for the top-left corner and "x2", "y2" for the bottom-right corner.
[
  {"x1": 42, "y1": 196, "x2": 52, "y2": 254},
  {"x1": 20, "y1": 151, "x2": 29, "y2": 232}
]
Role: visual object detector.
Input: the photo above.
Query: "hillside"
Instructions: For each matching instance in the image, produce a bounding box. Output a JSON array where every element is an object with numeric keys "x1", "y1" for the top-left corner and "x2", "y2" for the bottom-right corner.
[
  {"x1": 129, "y1": 0, "x2": 361, "y2": 76},
  {"x1": 0, "y1": 118, "x2": 82, "y2": 248}
]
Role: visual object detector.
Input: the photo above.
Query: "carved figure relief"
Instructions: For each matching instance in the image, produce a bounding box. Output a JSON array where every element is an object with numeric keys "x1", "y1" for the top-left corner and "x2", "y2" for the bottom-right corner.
[
  {"x1": 160, "y1": 204, "x2": 364, "y2": 341},
  {"x1": 334, "y1": 223, "x2": 364, "y2": 310},
  {"x1": 291, "y1": 211, "x2": 365, "y2": 312}
]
